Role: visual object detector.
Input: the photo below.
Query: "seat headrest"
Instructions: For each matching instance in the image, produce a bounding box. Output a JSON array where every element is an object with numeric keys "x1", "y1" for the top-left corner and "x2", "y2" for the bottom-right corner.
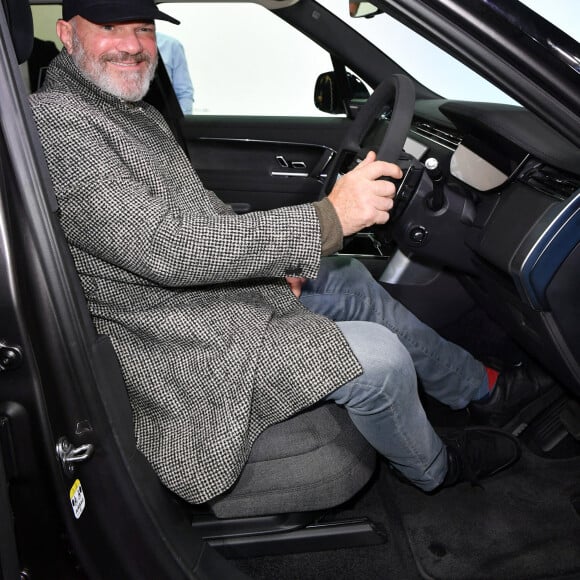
[{"x1": 3, "y1": 0, "x2": 34, "y2": 64}]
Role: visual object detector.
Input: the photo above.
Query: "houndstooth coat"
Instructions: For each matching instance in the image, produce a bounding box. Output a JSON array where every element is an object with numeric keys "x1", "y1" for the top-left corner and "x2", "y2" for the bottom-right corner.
[{"x1": 30, "y1": 51, "x2": 362, "y2": 503}]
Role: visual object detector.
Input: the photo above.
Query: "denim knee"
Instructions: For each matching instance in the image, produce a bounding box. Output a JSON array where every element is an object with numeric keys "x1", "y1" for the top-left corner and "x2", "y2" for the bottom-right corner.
[{"x1": 328, "y1": 321, "x2": 417, "y2": 413}]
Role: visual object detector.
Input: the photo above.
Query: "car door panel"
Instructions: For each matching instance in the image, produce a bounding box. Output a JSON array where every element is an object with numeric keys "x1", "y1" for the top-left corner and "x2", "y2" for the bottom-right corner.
[{"x1": 181, "y1": 115, "x2": 350, "y2": 211}]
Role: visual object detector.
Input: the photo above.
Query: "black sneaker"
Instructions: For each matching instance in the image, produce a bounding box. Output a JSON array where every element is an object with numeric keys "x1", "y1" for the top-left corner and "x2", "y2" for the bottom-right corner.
[
  {"x1": 469, "y1": 361, "x2": 561, "y2": 431},
  {"x1": 440, "y1": 427, "x2": 521, "y2": 488}
]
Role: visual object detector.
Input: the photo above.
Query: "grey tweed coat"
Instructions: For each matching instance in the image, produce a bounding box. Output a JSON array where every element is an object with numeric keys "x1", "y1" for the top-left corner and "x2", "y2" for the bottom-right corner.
[{"x1": 30, "y1": 51, "x2": 362, "y2": 503}]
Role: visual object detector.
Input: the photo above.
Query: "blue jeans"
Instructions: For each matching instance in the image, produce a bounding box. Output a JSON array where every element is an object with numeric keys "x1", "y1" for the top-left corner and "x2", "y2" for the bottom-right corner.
[{"x1": 300, "y1": 256, "x2": 488, "y2": 491}]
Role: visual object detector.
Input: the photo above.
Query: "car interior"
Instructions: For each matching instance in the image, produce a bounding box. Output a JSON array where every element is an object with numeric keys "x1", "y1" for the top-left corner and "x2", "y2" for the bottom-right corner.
[{"x1": 1, "y1": 0, "x2": 579, "y2": 579}]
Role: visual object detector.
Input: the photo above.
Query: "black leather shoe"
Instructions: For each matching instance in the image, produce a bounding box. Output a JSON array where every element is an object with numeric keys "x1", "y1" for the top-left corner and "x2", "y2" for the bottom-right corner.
[
  {"x1": 469, "y1": 362, "x2": 561, "y2": 431},
  {"x1": 440, "y1": 427, "x2": 521, "y2": 488}
]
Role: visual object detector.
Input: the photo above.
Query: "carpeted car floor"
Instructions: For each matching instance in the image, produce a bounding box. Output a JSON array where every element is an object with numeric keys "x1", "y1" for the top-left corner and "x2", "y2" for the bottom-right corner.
[
  {"x1": 381, "y1": 447, "x2": 580, "y2": 580},
  {"x1": 232, "y1": 308, "x2": 580, "y2": 579},
  {"x1": 233, "y1": 439, "x2": 580, "y2": 580}
]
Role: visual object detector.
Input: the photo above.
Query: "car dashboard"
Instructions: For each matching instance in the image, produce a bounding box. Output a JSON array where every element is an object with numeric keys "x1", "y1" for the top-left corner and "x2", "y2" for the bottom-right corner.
[{"x1": 395, "y1": 98, "x2": 580, "y2": 396}]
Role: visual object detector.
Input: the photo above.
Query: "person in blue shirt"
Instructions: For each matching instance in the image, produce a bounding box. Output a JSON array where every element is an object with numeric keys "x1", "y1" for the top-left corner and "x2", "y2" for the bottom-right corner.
[{"x1": 157, "y1": 32, "x2": 194, "y2": 114}]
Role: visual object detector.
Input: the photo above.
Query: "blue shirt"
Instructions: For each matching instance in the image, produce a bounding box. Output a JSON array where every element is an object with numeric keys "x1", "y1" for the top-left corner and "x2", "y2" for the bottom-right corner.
[{"x1": 157, "y1": 33, "x2": 194, "y2": 115}]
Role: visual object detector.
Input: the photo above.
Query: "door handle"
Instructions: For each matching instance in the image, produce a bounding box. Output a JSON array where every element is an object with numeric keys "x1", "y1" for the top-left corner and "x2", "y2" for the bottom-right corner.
[{"x1": 272, "y1": 155, "x2": 308, "y2": 177}]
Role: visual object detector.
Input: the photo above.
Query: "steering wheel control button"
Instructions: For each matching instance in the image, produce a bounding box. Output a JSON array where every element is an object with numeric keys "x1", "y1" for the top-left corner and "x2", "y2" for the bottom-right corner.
[
  {"x1": 389, "y1": 161, "x2": 424, "y2": 221},
  {"x1": 408, "y1": 225, "x2": 428, "y2": 245},
  {"x1": 0, "y1": 345, "x2": 22, "y2": 372}
]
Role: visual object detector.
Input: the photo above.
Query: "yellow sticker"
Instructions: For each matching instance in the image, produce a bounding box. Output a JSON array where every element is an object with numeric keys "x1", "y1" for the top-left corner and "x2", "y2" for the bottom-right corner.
[{"x1": 69, "y1": 479, "x2": 86, "y2": 520}]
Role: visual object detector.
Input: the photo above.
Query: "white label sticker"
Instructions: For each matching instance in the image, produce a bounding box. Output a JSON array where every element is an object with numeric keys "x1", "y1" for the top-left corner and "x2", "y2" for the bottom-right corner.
[{"x1": 69, "y1": 479, "x2": 86, "y2": 519}]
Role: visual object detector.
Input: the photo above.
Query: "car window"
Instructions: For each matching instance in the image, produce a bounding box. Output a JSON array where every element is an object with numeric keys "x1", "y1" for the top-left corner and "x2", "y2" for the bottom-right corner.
[
  {"x1": 160, "y1": 0, "x2": 521, "y2": 110},
  {"x1": 320, "y1": 0, "x2": 578, "y2": 105},
  {"x1": 30, "y1": 4, "x2": 62, "y2": 48},
  {"x1": 521, "y1": 0, "x2": 579, "y2": 39},
  {"x1": 320, "y1": 0, "x2": 519, "y2": 105},
  {"x1": 159, "y1": 1, "x2": 577, "y2": 111},
  {"x1": 29, "y1": 1, "x2": 578, "y2": 113},
  {"x1": 27, "y1": 5, "x2": 62, "y2": 92},
  {"x1": 157, "y1": 3, "x2": 336, "y2": 116}
]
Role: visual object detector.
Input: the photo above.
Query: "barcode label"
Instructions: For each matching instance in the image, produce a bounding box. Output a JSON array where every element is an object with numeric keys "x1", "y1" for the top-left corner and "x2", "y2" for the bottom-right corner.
[{"x1": 69, "y1": 479, "x2": 86, "y2": 519}]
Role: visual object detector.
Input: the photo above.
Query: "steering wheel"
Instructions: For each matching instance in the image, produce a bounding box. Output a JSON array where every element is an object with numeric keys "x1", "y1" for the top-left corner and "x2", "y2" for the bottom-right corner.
[{"x1": 322, "y1": 74, "x2": 417, "y2": 209}]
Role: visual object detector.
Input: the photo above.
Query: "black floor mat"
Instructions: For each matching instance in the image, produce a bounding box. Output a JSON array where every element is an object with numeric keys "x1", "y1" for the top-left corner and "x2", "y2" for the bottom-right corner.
[{"x1": 382, "y1": 447, "x2": 580, "y2": 580}]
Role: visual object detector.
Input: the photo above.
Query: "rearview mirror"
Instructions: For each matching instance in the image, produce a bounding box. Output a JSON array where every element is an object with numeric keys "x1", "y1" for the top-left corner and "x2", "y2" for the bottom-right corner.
[
  {"x1": 314, "y1": 71, "x2": 370, "y2": 115},
  {"x1": 349, "y1": 2, "x2": 380, "y2": 18}
]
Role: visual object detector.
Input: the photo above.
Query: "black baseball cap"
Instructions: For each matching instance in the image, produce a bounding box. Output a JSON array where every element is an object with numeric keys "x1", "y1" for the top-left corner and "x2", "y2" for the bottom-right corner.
[{"x1": 62, "y1": 0, "x2": 180, "y2": 25}]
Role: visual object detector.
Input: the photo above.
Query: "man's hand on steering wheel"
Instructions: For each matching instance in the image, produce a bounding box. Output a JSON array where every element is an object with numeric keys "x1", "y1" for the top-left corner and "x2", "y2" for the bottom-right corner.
[
  {"x1": 321, "y1": 74, "x2": 420, "y2": 237},
  {"x1": 327, "y1": 151, "x2": 403, "y2": 236}
]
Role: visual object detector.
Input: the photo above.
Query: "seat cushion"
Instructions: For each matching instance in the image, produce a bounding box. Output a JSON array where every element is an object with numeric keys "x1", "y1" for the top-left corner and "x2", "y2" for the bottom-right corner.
[{"x1": 209, "y1": 404, "x2": 376, "y2": 518}]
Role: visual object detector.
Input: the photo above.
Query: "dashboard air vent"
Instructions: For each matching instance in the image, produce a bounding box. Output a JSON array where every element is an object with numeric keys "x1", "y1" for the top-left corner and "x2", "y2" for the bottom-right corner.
[
  {"x1": 521, "y1": 164, "x2": 580, "y2": 200},
  {"x1": 410, "y1": 121, "x2": 462, "y2": 151}
]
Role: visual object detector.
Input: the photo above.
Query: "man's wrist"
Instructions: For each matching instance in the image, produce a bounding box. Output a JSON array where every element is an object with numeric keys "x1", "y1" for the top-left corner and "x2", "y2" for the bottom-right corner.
[{"x1": 312, "y1": 197, "x2": 344, "y2": 255}]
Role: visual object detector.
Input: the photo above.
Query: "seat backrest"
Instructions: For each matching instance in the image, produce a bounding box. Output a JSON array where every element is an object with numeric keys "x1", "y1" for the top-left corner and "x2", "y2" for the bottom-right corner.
[
  {"x1": 3, "y1": 0, "x2": 33, "y2": 64},
  {"x1": 144, "y1": 57, "x2": 189, "y2": 153},
  {"x1": 28, "y1": 37, "x2": 60, "y2": 92}
]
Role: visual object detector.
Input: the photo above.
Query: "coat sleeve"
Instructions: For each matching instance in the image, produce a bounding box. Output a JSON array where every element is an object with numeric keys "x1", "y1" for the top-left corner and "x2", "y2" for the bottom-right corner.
[{"x1": 30, "y1": 95, "x2": 323, "y2": 287}]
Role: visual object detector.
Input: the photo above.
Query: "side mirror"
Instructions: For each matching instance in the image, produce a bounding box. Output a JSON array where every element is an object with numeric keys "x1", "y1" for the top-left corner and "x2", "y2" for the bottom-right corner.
[{"x1": 314, "y1": 71, "x2": 370, "y2": 115}]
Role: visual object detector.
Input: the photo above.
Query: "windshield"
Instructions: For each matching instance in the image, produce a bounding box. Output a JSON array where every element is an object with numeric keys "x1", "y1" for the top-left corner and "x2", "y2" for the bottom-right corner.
[{"x1": 319, "y1": 0, "x2": 579, "y2": 105}]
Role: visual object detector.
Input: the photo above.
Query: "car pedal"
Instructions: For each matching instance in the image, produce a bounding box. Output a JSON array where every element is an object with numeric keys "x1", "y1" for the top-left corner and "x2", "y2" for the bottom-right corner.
[
  {"x1": 506, "y1": 384, "x2": 564, "y2": 437},
  {"x1": 560, "y1": 400, "x2": 580, "y2": 441},
  {"x1": 531, "y1": 397, "x2": 570, "y2": 452}
]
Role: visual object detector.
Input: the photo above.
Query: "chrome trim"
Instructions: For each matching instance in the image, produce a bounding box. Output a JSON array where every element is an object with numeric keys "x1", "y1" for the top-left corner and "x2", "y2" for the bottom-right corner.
[
  {"x1": 56, "y1": 437, "x2": 94, "y2": 476},
  {"x1": 197, "y1": 136, "x2": 336, "y2": 156},
  {"x1": 317, "y1": 151, "x2": 334, "y2": 176},
  {"x1": 271, "y1": 171, "x2": 309, "y2": 178},
  {"x1": 409, "y1": 121, "x2": 462, "y2": 152},
  {"x1": 339, "y1": 253, "x2": 391, "y2": 259}
]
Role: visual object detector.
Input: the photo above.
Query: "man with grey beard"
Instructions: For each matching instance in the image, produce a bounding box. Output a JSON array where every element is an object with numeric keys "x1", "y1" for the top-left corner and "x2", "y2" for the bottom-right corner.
[
  {"x1": 61, "y1": 13, "x2": 159, "y2": 101},
  {"x1": 29, "y1": 0, "x2": 533, "y2": 506}
]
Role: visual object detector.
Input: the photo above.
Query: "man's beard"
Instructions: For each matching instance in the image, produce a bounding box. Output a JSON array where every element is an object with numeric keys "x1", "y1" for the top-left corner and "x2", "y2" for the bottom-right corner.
[{"x1": 70, "y1": 31, "x2": 157, "y2": 102}]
